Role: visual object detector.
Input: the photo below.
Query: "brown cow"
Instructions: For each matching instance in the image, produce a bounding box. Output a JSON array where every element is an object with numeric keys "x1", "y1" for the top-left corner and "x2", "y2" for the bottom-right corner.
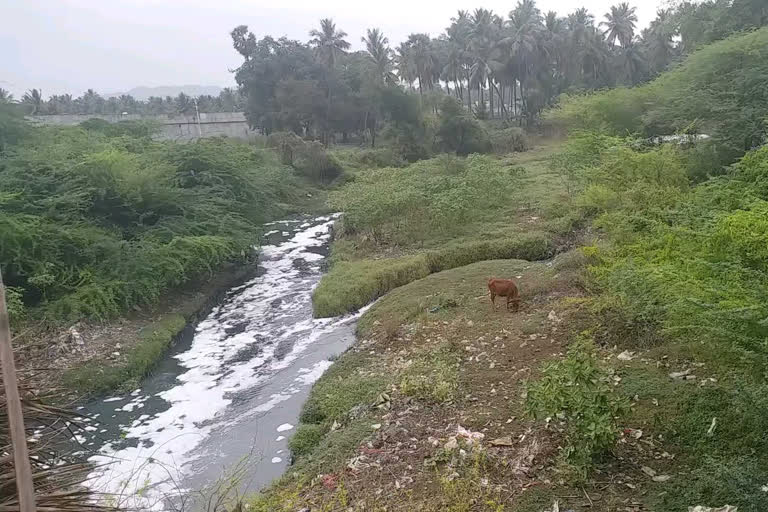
[{"x1": 488, "y1": 278, "x2": 520, "y2": 312}]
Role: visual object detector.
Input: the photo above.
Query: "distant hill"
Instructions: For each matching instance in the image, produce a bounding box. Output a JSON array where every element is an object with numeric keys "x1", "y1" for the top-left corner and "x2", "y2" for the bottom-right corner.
[{"x1": 105, "y1": 85, "x2": 224, "y2": 100}]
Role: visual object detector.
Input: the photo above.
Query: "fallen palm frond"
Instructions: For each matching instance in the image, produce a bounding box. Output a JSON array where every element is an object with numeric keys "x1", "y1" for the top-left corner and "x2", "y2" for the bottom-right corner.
[{"x1": 0, "y1": 383, "x2": 115, "y2": 511}]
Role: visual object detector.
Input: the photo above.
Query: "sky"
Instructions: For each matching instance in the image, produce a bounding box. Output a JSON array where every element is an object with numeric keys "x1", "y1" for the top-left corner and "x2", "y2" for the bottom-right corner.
[{"x1": 1, "y1": 0, "x2": 666, "y2": 99}]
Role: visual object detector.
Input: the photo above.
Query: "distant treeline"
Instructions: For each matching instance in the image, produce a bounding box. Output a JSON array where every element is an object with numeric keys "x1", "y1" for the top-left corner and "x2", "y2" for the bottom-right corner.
[
  {"x1": 0, "y1": 88, "x2": 245, "y2": 116},
  {"x1": 230, "y1": 0, "x2": 766, "y2": 141}
]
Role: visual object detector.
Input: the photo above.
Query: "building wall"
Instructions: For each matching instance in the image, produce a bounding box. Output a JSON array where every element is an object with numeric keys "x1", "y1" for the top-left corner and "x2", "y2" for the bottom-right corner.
[{"x1": 27, "y1": 112, "x2": 257, "y2": 141}]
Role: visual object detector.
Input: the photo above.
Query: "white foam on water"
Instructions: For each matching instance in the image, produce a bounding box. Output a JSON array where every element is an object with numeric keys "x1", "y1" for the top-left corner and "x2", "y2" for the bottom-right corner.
[
  {"x1": 294, "y1": 360, "x2": 334, "y2": 385},
  {"x1": 84, "y1": 214, "x2": 359, "y2": 511}
]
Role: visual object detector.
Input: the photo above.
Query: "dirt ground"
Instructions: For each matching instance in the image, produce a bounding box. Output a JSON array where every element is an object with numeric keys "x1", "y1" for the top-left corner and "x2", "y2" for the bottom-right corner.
[
  {"x1": 253, "y1": 257, "x2": 670, "y2": 511},
  {"x1": 15, "y1": 262, "x2": 258, "y2": 400}
]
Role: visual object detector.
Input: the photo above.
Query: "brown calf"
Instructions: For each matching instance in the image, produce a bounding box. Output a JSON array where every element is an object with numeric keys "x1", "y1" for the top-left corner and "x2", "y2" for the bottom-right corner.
[{"x1": 488, "y1": 278, "x2": 520, "y2": 312}]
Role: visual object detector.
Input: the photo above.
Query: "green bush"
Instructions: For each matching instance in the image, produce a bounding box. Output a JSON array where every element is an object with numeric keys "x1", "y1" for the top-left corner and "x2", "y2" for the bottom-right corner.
[
  {"x1": 488, "y1": 127, "x2": 530, "y2": 154},
  {"x1": 330, "y1": 154, "x2": 523, "y2": 245},
  {"x1": 549, "y1": 28, "x2": 768, "y2": 163},
  {"x1": 437, "y1": 96, "x2": 491, "y2": 156},
  {"x1": 352, "y1": 147, "x2": 406, "y2": 168},
  {"x1": 526, "y1": 334, "x2": 629, "y2": 480},
  {"x1": 0, "y1": 123, "x2": 302, "y2": 325}
]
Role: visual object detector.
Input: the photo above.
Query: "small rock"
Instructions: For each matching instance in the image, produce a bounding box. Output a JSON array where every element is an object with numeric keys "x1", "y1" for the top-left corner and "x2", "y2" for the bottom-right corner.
[
  {"x1": 371, "y1": 423, "x2": 382, "y2": 430},
  {"x1": 467, "y1": 320, "x2": 474, "y2": 327},
  {"x1": 547, "y1": 310, "x2": 562, "y2": 323},
  {"x1": 641, "y1": 466, "x2": 657, "y2": 478},
  {"x1": 653, "y1": 475, "x2": 672, "y2": 482},
  {"x1": 490, "y1": 437, "x2": 514, "y2": 447}
]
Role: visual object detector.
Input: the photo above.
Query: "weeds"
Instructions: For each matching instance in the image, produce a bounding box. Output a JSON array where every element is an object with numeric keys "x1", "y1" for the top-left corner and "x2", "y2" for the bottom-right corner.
[
  {"x1": 400, "y1": 343, "x2": 462, "y2": 403},
  {"x1": 526, "y1": 333, "x2": 628, "y2": 480}
]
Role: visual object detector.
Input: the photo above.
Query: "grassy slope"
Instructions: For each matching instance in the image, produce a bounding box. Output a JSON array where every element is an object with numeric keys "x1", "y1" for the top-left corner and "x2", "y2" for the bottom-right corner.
[
  {"x1": 249, "y1": 135, "x2": 768, "y2": 510},
  {"x1": 312, "y1": 141, "x2": 574, "y2": 317}
]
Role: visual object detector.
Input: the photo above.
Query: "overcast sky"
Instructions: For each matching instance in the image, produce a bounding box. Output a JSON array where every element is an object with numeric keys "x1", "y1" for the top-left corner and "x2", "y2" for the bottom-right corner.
[{"x1": 1, "y1": 0, "x2": 666, "y2": 98}]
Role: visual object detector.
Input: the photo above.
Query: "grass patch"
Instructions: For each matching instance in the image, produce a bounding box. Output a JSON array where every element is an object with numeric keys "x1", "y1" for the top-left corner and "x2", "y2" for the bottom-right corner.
[
  {"x1": 400, "y1": 343, "x2": 462, "y2": 403},
  {"x1": 62, "y1": 313, "x2": 186, "y2": 394},
  {"x1": 286, "y1": 351, "x2": 389, "y2": 460},
  {"x1": 314, "y1": 233, "x2": 553, "y2": 318},
  {"x1": 617, "y1": 364, "x2": 768, "y2": 511}
]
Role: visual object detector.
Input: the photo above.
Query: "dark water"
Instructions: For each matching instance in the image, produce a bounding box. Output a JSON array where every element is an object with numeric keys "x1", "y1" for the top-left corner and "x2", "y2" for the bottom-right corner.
[{"x1": 78, "y1": 215, "x2": 364, "y2": 510}]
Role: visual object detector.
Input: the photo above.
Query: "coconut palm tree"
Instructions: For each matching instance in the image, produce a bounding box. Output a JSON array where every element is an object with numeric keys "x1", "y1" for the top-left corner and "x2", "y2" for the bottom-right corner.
[
  {"x1": 362, "y1": 28, "x2": 396, "y2": 84},
  {"x1": 601, "y1": 2, "x2": 638, "y2": 48},
  {"x1": 309, "y1": 18, "x2": 350, "y2": 143},
  {"x1": 0, "y1": 89, "x2": 13, "y2": 103},
  {"x1": 22, "y1": 89, "x2": 44, "y2": 114},
  {"x1": 404, "y1": 33, "x2": 438, "y2": 96},
  {"x1": 503, "y1": 0, "x2": 544, "y2": 120},
  {"x1": 309, "y1": 18, "x2": 350, "y2": 70}
]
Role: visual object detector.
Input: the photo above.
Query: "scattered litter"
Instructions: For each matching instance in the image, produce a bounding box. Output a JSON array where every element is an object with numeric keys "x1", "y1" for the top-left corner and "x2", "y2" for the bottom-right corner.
[
  {"x1": 618, "y1": 350, "x2": 635, "y2": 361},
  {"x1": 271, "y1": 457, "x2": 282, "y2": 464},
  {"x1": 762, "y1": 483, "x2": 768, "y2": 492},
  {"x1": 371, "y1": 423, "x2": 382, "y2": 430},
  {"x1": 688, "y1": 507, "x2": 737, "y2": 512},
  {"x1": 490, "y1": 437, "x2": 514, "y2": 447},
  {"x1": 707, "y1": 417, "x2": 717, "y2": 436},
  {"x1": 331, "y1": 420, "x2": 341, "y2": 431},
  {"x1": 670, "y1": 369, "x2": 691, "y2": 379},
  {"x1": 467, "y1": 320, "x2": 474, "y2": 327},
  {"x1": 547, "y1": 310, "x2": 562, "y2": 323},
  {"x1": 276, "y1": 423, "x2": 294, "y2": 432},
  {"x1": 653, "y1": 475, "x2": 672, "y2": 482}
]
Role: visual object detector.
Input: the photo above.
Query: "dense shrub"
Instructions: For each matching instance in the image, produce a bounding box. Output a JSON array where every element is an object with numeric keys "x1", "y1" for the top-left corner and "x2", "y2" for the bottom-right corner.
[
  {"x1": 351, "y1": 147, "x2": 406, "y2": 168},
  {"x1": 549, "y1": 28, "x2": 768, "y2": 163},
  {"x1": 266, "y1": 131, "x2": 343, "y2": 183},
  {"x1": 488, "y1": 127, "x2": 530, "y2": 154},
  {"x1": 527, "y1": 334, "x2": 628, "y2": 480},
  {"x1": 330, "y1": 154, "x2": 523, "y2": 245},
  {"x1": 0, "y1": 122, "x2": 301, "y2": 324},
  {"x1": 436, "y1": 96, "x2": 491, "y2": 155}
]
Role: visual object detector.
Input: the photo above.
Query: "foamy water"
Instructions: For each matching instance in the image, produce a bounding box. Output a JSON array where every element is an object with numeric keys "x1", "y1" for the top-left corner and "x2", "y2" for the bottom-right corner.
[{"x1": 79, "y1": 214, "x2": 365, "y2": 510}]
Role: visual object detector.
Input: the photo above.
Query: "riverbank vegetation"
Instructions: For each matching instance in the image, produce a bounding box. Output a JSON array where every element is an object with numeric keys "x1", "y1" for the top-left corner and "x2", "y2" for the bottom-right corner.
[
  {"x1": 256, "y1": 22, "x2": 768, "y2": 512},
  {"x1": 0, "y1": 106, "x2": 324, "y2": 327}
]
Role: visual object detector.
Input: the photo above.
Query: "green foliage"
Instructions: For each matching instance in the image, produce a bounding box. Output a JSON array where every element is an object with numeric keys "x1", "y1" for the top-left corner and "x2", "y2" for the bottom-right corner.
[
  {"x1": 590, "y1": 145, "x2": 768, "y2": 360},
  {"x1": 313, "y1": 233, "x2": 552, "y2": 318},
  {"x1": 0, "y1": 122, "x2": 302, "y2": 325},
  {"x1": 288, "y1": 353, "x2": 388, "y2": 459},
  {"x1": 330, "y1": 154, "x2": 522, "y2": 245},
  {"x1": 79, "y1": 118, "x2": 159, "y2": 138},
  {"x1": 400, "y1": 343, "x2": 461, "y2": 402},
  {"x1": 488, "y1": 127, "x2": 530, "y2": 154},
  {"x1": 437, "y1": 97, "x2": 490, "y2": 156},
  {"x1": 4, "y1": 287, "x2": 26, "y2": 324},
  {"x1": 526, "y1": 334, "x2": 629, "y2": 480},
  {"x1": 348, "y1": 147, "x2": 406, "y2": 169},
  {"x1": 288, "y1": 424, "x2": 328, "y2": 458},
  {"x1": 550, "y1": 28, "x2": 768, "y2": 163}
]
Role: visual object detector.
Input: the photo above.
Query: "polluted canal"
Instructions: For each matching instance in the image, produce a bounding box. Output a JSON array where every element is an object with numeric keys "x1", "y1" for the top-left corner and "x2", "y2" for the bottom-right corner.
[{"x1": 78, "y1": 214, "x2": 364, "y2": 510}]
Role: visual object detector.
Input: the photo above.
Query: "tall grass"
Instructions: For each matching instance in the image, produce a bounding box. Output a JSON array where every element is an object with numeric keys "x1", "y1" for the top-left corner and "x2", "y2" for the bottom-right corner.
[{"x1": 0, "y1": 119, "x2": 304, "y2": 325}]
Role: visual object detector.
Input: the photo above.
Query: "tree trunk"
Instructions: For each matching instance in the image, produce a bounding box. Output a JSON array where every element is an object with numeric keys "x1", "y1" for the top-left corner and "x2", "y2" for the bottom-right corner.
[
  {"x1": 466, "y1": 73, "x2": 472, "y2": 111},
  {"x1": 489, "y1": 79, "x2": 494, "y2": 119}
]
